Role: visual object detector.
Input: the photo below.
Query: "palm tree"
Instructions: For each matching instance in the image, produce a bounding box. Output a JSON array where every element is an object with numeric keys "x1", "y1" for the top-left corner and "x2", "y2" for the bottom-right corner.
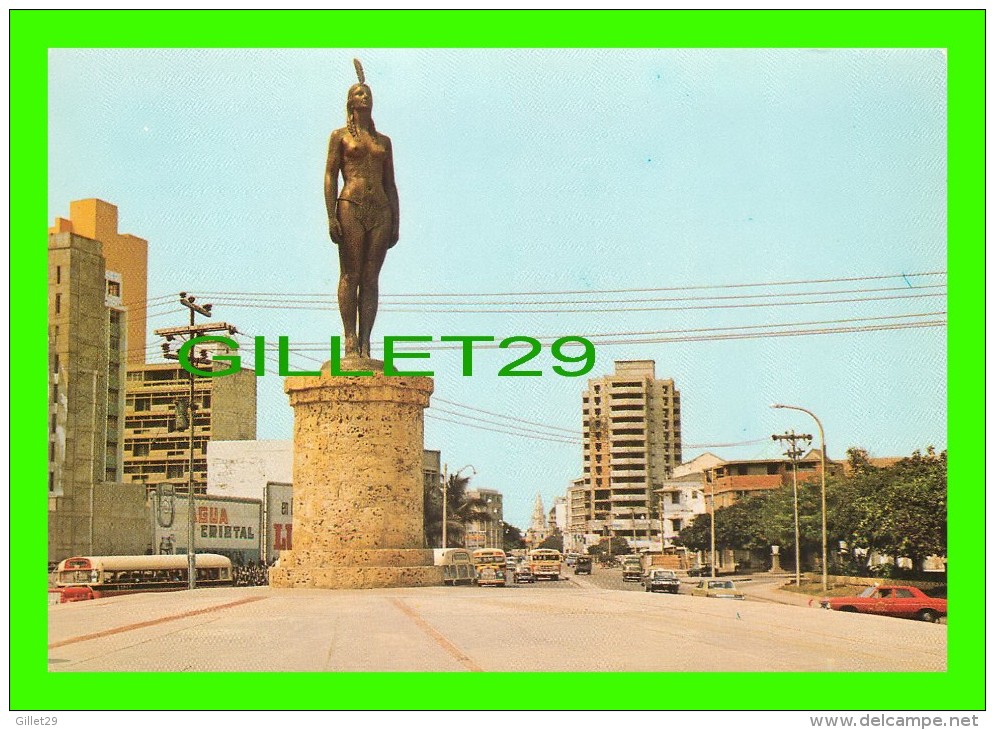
[{"x1": 423, "y1": 471, "x2": 493, "y2": 548}]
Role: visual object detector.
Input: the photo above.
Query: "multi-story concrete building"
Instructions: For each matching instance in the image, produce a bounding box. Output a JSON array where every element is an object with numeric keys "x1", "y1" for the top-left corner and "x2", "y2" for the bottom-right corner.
[
  {"x1": 51, "y1": 199, "x2": 148, "y2": 365},
  {"x1": 48, "y1": 228, "x2": 147, "y2": 560},
  {"x1": 122, "y1": 363, "x2": 257, "y2": 493},
  {"x1": 703, "y1": 450, "x2": 840, "y2": 509},
  {"x1": 580, "y1": 360, "x2": 682, "y2": 550},
  {"x1": 464, "y1": 488, "x2": 504, "y2": 549},
  {"x1": 566, "y1": 477, "x2": 591, "y2": 553}
]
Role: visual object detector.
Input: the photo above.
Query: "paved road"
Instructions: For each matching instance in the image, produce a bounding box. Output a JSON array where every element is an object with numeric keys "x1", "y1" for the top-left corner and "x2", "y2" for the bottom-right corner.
[{"x1": 48, "y1": 579, "x2": 946, "y2": 672}]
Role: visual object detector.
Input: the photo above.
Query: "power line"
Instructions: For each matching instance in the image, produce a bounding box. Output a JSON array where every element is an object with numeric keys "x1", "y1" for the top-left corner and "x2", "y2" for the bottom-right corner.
[
  {"x1": 184, "y1": 270, "x2": 946, "y2": 299},
  {"x1": 431, "y1": 396, "x2": 581, "y2": 435},
  {"x1": 428, "y1": 405, "x2": 579, "y2": 441},
  {"x1": 241, "y1": 311, "x2": 944, "y2": 351},
  {"x1": 201, "y1": 291, "x2": 944, "y2": 314},
  {"x1": 424, "y1": 412, "x2": 578, "y2": 446},
  {"x1": 206, "y1": 283, "x2": 945, "y2": 308}
]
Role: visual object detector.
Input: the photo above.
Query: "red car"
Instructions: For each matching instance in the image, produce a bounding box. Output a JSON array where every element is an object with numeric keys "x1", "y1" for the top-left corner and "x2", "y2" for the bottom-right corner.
[{"x1": 819, "y1": 585, "x2": 946, "y2": 623}]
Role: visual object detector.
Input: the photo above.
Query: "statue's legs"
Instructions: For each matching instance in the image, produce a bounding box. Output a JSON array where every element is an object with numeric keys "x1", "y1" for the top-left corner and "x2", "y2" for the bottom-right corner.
[
  {"x1": 337, "y1": 203, "x2": 366, "y2": 357},
  {"x1": 358, "y1": 225, "x2": 391, "y2": 359}
]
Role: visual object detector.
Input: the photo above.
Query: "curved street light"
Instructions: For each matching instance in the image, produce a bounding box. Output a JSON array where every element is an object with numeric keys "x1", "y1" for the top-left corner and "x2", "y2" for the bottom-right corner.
[
  {"x1": 441, "y1": 463, "x2": 476, "y2": 549},
  {"x1": 771, "y1": 403, "x2": 829, "y2": 592}
]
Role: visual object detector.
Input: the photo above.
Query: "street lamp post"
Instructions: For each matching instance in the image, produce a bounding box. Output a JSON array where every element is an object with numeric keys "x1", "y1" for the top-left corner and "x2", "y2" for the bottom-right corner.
[{"x1": 771, "y1": 404, "x2": 829, "y2": 592}]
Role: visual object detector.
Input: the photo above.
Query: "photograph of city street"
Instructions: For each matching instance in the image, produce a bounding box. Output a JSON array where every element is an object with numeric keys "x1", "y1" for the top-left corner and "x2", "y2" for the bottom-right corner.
[{"x1": 43, "y1": 42, "x2": 955, "y2": 683}]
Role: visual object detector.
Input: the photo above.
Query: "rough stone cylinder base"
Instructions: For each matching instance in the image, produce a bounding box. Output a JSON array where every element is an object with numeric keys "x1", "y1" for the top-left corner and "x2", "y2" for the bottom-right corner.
[
  {"x1": 270, "y1": 562, "x2": 444, "y2": 589},
  {"x1": 269, "y1": 370, "x2": 437, "y2": 589}
]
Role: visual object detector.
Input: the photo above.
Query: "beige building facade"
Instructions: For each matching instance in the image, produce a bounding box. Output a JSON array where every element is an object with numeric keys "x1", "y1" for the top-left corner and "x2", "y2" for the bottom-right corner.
[
  {"x1": 464, "y1": 488, "x2": 504, "y2": 549},
  {"x1": 581, "y1": 360, "x2": 683, "y2": 550},
  {"x1": 51, "y1": 199, "x2": 149, "y2": 365},
  {"x1": 123, "y1": 363, "x2": 257, "y2": 494},
  {"x1": 48, "y1": 230, "x2": 146, "y2": 560}
]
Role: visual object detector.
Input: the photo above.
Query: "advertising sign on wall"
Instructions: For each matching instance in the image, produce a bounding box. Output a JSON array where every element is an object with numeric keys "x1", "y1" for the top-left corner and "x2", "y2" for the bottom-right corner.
[
  {"x1": 265, "y1": 482, "x2": 293, "y2": 563},
  {"x1": 153, "y1": 494, "x2": 262, "y2": 564}
]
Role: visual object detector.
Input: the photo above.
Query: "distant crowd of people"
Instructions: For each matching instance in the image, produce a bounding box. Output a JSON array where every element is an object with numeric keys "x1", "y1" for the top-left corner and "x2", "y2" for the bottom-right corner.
[{"x1": 233, "y1": 561, "x2": 273, "y2": 587}]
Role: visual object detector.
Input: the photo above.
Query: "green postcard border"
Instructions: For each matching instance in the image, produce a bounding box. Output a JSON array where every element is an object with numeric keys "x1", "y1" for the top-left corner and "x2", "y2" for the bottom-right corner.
[{"x1": 12, "y1": 9, "x2": 984, "y2": 711}]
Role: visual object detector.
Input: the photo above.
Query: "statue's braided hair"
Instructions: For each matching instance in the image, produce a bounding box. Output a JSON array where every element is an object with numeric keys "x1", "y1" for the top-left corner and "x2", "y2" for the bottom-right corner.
[{"x1": 346, "y1": 58, "x2": 377, "y2": 141}]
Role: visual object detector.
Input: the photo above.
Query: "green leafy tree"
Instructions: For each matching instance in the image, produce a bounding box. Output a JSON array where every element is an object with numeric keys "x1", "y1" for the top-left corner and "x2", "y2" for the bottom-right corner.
[
  {"x1": 536, "y1": 532, "x2": 564, "y2": 552},
  {"x1": 502, "y1": 522, "x2": 526, "y2": 552},
  {"x1": 587, "y1": 535, "x2": 632, "y2": 558},
  {"x1": 834, "y1": 448, "x2": 946, "y2": 574},
  {"x1": 678, "y1": 447, "x2": 947, "y2": 576}
]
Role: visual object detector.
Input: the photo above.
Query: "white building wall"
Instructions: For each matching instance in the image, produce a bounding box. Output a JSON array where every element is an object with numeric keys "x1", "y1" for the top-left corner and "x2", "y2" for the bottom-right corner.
[{"x1": 207, "y1": 439, "x2": 292, "y2": 500}]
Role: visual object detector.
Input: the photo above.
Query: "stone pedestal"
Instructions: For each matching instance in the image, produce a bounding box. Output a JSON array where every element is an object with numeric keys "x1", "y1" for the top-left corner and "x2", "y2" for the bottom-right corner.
[{"x1": 269, "y1": 364, "x2": 443, "y2": 589}]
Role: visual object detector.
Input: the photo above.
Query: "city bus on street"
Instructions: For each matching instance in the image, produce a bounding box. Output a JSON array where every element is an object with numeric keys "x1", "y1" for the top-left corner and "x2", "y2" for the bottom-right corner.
[
  {"x1": 53, "y1": 554, "x2": 234, "y2": 600},
  {"x1": 527, "y1": 549, "x2": 563, "y2": 581},
  {"x1": 471, "y1": 548, "x2": 508, "y2": 586}
]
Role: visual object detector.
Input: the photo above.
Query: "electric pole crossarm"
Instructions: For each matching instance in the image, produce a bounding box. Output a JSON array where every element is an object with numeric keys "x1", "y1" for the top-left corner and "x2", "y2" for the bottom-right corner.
[{"x1": 155, "y1": 293, "x2": 238, "y2": 592}]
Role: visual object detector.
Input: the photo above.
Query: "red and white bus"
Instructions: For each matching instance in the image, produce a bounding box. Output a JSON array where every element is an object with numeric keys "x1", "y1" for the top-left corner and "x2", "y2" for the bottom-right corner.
[{"x1": 53, "y1": 554, "x2": 233, "y2": 601}]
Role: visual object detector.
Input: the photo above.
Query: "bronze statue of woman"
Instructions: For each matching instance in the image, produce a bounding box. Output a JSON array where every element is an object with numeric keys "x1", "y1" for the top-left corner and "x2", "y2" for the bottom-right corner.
[{"x1": 325, "y1": 59, "x2": 399, "y2": 360}]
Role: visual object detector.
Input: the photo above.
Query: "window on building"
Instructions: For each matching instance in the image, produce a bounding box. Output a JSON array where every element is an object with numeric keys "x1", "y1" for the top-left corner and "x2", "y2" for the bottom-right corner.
[
  {"x1": 52, "y1": 382, "x2": 58, "y2": 404},
  {"x1": 49, "y1": 472, "x2": 55, "y2": 492},
  {"x1": 53, "y1": 354, "x2": 60, "y2": 374},
  {"x1": 55, "y1": 293, "x2": 61, "y2": 314},
  {"x1": 767, "y1": 463, "x2": 779, "y2": 475},
  {"x1": 49, "y1": 442, "x2": 56, "y2": 462},
  {"x1": 166, "y1": 464, "x2": 185, "y2": 479},
  {"x1": 56, "y1": 266, "x2": 61, "y2": 284},
  {"x1": 107, "y1": 280, "x2": 121, "y2": 297},
  {"x1": 50, "y1": 413, "x2": 57, "y2": 434},
  {"x1": 672, "y1": 519, "x2": 682, "y2": 532}
]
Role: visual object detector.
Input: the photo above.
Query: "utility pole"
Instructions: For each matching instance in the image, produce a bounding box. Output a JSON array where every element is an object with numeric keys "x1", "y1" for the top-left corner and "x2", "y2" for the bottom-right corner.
[
  {"x1": 709, "y1": 469, "x2": 716, "y2": 578},
  {"x1": 771, "y1": 429, "x2": 813, "y2": 587},
  {"x1": 441, "y1": 463, "x2": 448, "y2": 549},
  {"x1": 772, "y1": 404, "x2": 829, "y2": 592},
  {"x1": 155, "y1": 293, "x2": 237, "y2": 590}
]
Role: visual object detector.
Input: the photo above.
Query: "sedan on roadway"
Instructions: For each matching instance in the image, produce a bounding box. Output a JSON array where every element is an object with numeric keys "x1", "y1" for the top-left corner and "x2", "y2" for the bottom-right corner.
[
  {"x1": 692, "y1": 579, "x2": 745, "y2": 600},
  {"x1": 819, "y1": 585, "x2": 947, "y2": 622},
  {"x1": 644, "y1": 569, "x2": 680, "y2": 594},
  {"x1": 513, "y1": 565, "x2": 536, "y2": 584}
]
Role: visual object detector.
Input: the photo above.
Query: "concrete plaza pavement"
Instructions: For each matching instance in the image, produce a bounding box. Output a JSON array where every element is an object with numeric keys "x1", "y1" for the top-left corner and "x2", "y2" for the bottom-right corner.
[{"x1": 48, "y1": 581, "x2": 946, "y2": 672}]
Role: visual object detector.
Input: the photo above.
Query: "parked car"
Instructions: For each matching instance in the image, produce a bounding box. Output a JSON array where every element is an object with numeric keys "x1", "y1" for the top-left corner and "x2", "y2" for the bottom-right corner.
[
  {"x1": 506, "y1": 556, "x2": 518, "y2": 571},
  {"x1": 687, "y1": 565, "x2": 713, "y2": 578},
  {"x1": 819, "y1": 585, "x2": 947, "y2": 622},
  {"x1": 574, "y1": 556, "x2": 593, "y2": 575},
  {"x1": 513, "y1": 564, "x2": 536, "y2": 584},
  {"x1": 691, "y1": 579, "x2": 745, "y2": 600},
  {"x1": 644, "y1": 569, "x2": 680, "y2": 594}
]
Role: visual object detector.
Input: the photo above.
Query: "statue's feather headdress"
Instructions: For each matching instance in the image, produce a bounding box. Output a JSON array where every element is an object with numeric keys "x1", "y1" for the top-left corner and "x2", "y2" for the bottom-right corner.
[{"x1": 353, "y1": 58, "x2": 366, "y2": 85}]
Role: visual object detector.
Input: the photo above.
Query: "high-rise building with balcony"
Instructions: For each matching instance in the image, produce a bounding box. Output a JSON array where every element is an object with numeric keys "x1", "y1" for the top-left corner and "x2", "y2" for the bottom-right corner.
[
  {"x1": 48, "y1": 228, "x2": 147, "y2": 560},
  {"x1": 581, "y1": 360, "x2": 682, "y2": 550},
  {"x1": 122, "y1": 363, "x2": 257, "y2": 494}
]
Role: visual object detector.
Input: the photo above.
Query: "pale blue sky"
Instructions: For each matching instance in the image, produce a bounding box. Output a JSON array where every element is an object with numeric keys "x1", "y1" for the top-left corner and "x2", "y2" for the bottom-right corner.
[{"x1": 49, "y1": 48, "x2": 947, "y2": 529}]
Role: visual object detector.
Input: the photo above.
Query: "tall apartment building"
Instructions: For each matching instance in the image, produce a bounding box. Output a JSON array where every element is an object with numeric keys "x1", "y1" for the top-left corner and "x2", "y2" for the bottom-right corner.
[
  {"x1": 51, "y1": 199, "x2": 149, "y2": 365},
  {"x1": 123, "y1": 363, "x2": 256, "y2": 493},
  {"x1": 566, "y1": 477, "x2": 591, "y2": 553},
  {"x1": 581, "y1": 360, "x2": 682, "y2": 550},
  {"x1": 48, "y1": 229, "x2": 146, "y2": 560},
  {"x1": 464, "y1": 488, "x2": 504, "y2": 549}
]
